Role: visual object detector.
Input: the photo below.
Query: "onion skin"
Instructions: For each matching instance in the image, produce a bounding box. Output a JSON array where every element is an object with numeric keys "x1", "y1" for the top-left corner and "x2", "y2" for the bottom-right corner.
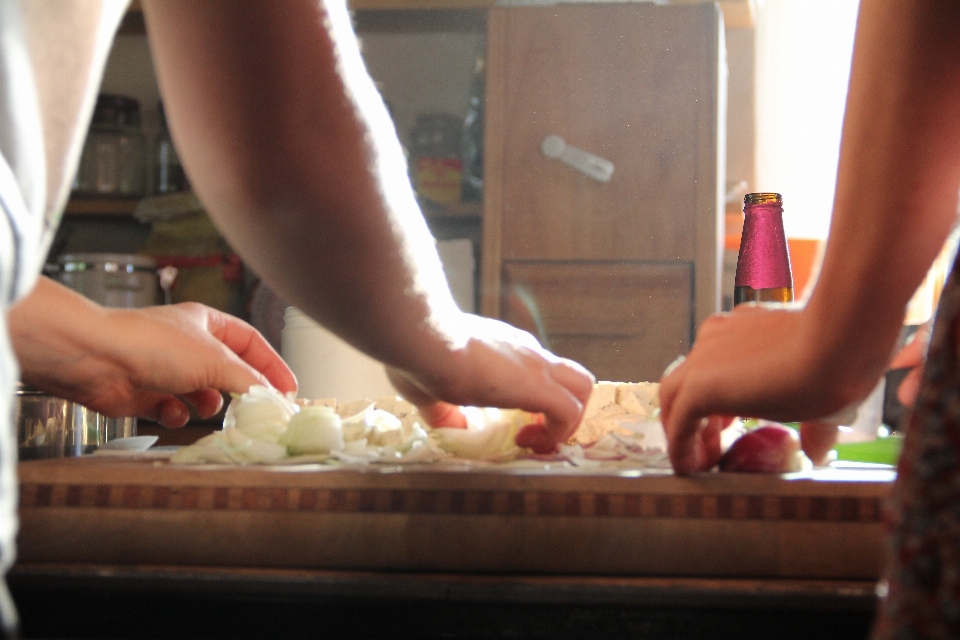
[{"x1": 718, "y1": 424, "x2": 802, "y2": 473}]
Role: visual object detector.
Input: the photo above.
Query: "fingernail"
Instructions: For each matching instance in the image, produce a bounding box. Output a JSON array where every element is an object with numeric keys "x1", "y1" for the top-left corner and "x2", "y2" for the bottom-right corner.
[{"x1": 662, "y1": 355, "x2": 686, "y2": 378}]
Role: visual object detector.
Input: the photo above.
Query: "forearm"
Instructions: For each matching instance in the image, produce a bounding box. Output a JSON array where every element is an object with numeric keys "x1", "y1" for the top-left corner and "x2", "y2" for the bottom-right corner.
[
  {"x1": 802, "y1": 0, "x2": 960, "y2": 399},
  {"x1": 142, "y1": 0, "x2": 461, "y2": 382}
]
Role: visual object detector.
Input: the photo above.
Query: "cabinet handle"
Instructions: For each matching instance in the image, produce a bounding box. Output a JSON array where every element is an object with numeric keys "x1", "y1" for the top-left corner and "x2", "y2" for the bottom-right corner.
[{"x1": 540, "y1": 134, "x2": 614, "y2": 183}]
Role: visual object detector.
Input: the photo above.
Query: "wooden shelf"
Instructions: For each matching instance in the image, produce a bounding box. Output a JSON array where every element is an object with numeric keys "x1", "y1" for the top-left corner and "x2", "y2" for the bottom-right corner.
[
  {"x1": 64, "y1": 196, "x2": 142, "y2": 217},
  {"x1": 350, "y1": 0, "x2": 492, "y2": 10},
  {"x1": 420, "y1": 199, "x2": 482, "y2": 219},
  {"x1": 62, "y1": 196, "x2": 478, "y2": 220},
  {"x1": 122, "y1": 0, "x2": 755, "y2": 33},
  {"x1": 350, "y1": 0, "x2": 755, "y2": 29}
]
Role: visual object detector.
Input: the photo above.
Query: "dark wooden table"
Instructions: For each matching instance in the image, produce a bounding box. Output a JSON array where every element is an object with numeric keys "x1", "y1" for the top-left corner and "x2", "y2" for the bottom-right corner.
[{"x1": 8, "y1": 563, "x2": 879, "y2": 639}]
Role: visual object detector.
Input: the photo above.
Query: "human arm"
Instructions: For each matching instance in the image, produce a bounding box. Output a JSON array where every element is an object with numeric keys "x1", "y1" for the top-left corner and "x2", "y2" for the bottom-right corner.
[
  {"x1": 140, "y1": 0, "x2": 594, "y2": 445},
  {"x1": 660, "y1": 0, "x2": 960, "y2": 473},
  {"x1": 8, "y1": 277, "x2": 297, "y2": 428}
]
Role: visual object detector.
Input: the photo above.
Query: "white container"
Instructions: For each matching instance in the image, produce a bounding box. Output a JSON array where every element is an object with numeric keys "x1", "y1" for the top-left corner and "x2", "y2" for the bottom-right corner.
[{"x1": 281, "y1": 308, "x2": 396, "y2": 402}]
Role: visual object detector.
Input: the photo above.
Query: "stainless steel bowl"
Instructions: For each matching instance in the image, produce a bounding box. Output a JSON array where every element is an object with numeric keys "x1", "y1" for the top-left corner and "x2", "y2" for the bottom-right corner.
[{"x1": 16, "y1": 385, "x2": 136, "y2": 459}]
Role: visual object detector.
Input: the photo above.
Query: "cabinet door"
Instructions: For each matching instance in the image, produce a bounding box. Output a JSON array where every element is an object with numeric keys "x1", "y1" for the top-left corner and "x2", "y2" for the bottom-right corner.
[
  {"x1": 482, "y1": 3, "x2": 724, "y2": 333},
  {"x1": 502, "y1": 262, "x2": 691, "y2": 382}
]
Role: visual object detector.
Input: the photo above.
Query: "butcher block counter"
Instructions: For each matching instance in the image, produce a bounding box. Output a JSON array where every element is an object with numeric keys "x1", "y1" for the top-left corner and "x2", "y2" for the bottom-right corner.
[{"x1": 10, "y1": 456, "x2": 893, "y2": 638}]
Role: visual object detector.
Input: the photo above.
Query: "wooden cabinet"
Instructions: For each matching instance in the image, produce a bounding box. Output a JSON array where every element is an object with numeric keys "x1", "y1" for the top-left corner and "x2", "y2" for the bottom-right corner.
[{"x1": 482, "y1": 3, "x2": 725, "y2": 382}]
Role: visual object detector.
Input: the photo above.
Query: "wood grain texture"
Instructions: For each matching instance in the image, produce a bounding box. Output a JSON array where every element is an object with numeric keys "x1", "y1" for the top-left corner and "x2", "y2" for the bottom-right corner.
[
  {"x1": 481, "y1": 4, "x2": 724, "y2": 375},
  {"x1": 18, "y1": 459, "x2": 892, "y2": 580},
  {"x1": 501, "y1": 261, "x2": 692, "y2": 381},
  {"x1": 480, "y1": 7, "x2": 507, "y2": 317},
  {"x1": 488, "y1": 4, "x2": 722, "y2": 264},
  {"x1": 692, "y1": 5, "x2": 726, "y2": 330}
]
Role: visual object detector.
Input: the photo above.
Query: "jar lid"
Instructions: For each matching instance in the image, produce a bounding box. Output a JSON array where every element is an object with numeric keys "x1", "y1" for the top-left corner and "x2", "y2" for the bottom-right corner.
[
  {"x1": 16, "y1": 382, "x2": 48, "y2": 396},
  {"x1": 57, "y1": 253, "x2": 157, "y2": 273},
  {"x1": 92, "y1": 94, "x2": 141, "y2": 128}
]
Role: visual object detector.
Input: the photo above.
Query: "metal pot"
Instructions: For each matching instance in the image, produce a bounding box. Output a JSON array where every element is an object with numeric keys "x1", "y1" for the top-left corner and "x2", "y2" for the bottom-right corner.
[
  {"x1": 48, "y1": 253, "x2": 160, "y2": 308},
  {"x1": 16, "y1": 384, "x2": 136, "y2": 459}
]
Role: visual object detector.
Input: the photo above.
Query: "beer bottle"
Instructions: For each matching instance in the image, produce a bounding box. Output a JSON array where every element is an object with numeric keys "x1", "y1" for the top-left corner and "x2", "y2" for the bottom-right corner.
[{"x1": 734, "y1": 192, "x2": 794, "y2": 305}]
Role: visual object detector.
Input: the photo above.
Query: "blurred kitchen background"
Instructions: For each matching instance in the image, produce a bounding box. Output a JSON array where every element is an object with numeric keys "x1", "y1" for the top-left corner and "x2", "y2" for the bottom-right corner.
[{"x1": 50, "y1": 0, "x2": 955, "y2": 431}]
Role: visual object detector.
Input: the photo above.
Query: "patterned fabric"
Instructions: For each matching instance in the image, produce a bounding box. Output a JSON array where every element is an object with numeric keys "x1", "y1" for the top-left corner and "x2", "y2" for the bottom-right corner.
[{"x1": 873, "y1": 251, "x2": 960, "y2": 638}]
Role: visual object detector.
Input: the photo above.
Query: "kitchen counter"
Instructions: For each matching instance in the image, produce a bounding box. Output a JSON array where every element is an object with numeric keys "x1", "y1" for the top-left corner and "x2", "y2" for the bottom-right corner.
[{"x1": 12, "y1": 457, "x2": 892, "y2": 638}]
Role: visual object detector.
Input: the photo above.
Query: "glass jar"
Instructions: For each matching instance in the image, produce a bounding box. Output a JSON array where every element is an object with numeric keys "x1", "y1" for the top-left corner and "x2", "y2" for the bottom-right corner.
[
  {"x1": 410, "y1": 112, "x2": 463, "y2": 205},
  {"x1": 73, "y1": 94, "x2": 148, "y2": 197},
  {"x1": 153, "y1": 100, "x2": 189, "y2": 194}
]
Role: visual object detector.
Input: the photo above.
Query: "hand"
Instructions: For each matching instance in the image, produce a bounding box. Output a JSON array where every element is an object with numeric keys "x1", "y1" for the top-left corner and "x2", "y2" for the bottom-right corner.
[
  {"x1": 889, "y1": 321, "x2": 931, "y2": 407},
  {"x1": 659, "y1": 304, "x2": 877, "y2": 475},
  {"x1": 10, "y1": 278, "x2": 296, "y2": 428},
  {"x1": 385, "y1": 314, "x2": 595, "y2": 452},
  {"x1": 799, "y1": 420, "x2": 841, "y2": 466}
]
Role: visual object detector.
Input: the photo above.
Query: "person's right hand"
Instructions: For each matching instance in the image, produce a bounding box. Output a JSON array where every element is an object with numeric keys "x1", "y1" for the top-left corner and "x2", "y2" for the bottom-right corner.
[
  {"x1": 889, "y1": 321, "x2": 932, "y2": 407},
  {"x1": 385, "y1": 314, "x2": 595, "y2": 453},
  {"x1": 10, "y1": 277, "x2": 297, "y2": 428}
]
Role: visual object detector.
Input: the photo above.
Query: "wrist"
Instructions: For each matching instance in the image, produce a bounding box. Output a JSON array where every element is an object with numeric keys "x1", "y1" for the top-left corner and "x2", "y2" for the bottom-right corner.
[{"x1": 800, "y1": 286, "x2": 904, "y2": 409}]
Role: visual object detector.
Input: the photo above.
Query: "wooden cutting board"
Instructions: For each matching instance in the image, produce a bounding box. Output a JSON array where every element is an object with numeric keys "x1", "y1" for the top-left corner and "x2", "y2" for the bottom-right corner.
[{"x1": 17, "y1": 458, "x2": 894, "y2": 580}]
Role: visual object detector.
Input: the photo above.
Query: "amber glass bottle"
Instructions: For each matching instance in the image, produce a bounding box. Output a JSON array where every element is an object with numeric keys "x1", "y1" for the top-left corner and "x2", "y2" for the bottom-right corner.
[{"x1": 733, "y1": 192, "x2": 794, "y2": 305}]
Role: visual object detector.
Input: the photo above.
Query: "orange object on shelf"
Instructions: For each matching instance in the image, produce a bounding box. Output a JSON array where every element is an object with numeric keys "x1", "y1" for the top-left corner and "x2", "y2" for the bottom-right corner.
[{"x1": 787, "y1": 238, "x2": 823, "y2": 301}]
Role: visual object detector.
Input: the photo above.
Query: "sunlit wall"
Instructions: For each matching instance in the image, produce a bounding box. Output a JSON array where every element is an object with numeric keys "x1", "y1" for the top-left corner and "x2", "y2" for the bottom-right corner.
[{"x1": 754, "y1": 0, "x2": 860, "y2": 240}]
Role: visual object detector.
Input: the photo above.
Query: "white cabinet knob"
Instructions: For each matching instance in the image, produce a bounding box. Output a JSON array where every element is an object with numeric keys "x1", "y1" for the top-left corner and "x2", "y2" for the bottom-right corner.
[{"x1": 540, "y1": 134, "x2": 614, "y2": 183}]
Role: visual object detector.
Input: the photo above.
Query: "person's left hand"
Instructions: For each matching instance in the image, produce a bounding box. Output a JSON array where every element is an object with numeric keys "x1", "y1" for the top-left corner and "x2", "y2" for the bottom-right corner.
[
  {"x1": 10, "y1": 278, "x2": 297, "y2": 428},
  {"x1": 889, "y1": 321, "x2": 931, "y2": 407}
]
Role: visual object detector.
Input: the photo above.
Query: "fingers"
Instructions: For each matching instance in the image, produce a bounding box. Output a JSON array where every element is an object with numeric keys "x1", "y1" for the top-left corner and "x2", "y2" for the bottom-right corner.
[
  {"x1": 500, "y1": 351, "x2": 593, "y2": 447},
  {"x1": 157, "y1": 397, "x2": 191, "y2": 428},
  {"x1": 800, "y1": 420, "x2": 840, "y2": 466},
  {"x1": 417, "y1": 402, "x2": 467, "y2": 428},
  {"x1": 890, "y1": 324, "x2": 929, "y2": 408},
  {"x1": 661, "y1": 360, "x2": 722, "y2": 474},
  {"x1": 207, "y1": 310, "x2": 298, "y2": 394},
  {"x1": 122, "y1": 388, "x2": 221, "y2": 429},
  {"x1": 519, "y1": 359, "x2": 594, "y2": 448},
  {"x1": 897, "y1": 366, "x2": 923, "y2": 407},
  {"x1": 890, "y1": 335, "x2": 926, "y2": 370},
  {"x1": 659, "y1": 357, "x2": 698, "y2": 473},
  {"x1": 701, "y1": 415, "x2": 726, "y2": 469},
  {"x1": 181, "y1": 388, "x2": 225, "y2": 418},
  {"x1": 662, "y1": 350, "x2": 725, "y2": 474},
  {"x1": 550, "y1": 357, "x2": 596, "y2": 409}
]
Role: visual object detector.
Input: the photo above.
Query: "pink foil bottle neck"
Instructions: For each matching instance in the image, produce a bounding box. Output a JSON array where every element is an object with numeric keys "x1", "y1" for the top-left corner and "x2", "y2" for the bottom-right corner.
[{"x1": 735, "y1": 200, "x2": 793, "y2": 289}]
